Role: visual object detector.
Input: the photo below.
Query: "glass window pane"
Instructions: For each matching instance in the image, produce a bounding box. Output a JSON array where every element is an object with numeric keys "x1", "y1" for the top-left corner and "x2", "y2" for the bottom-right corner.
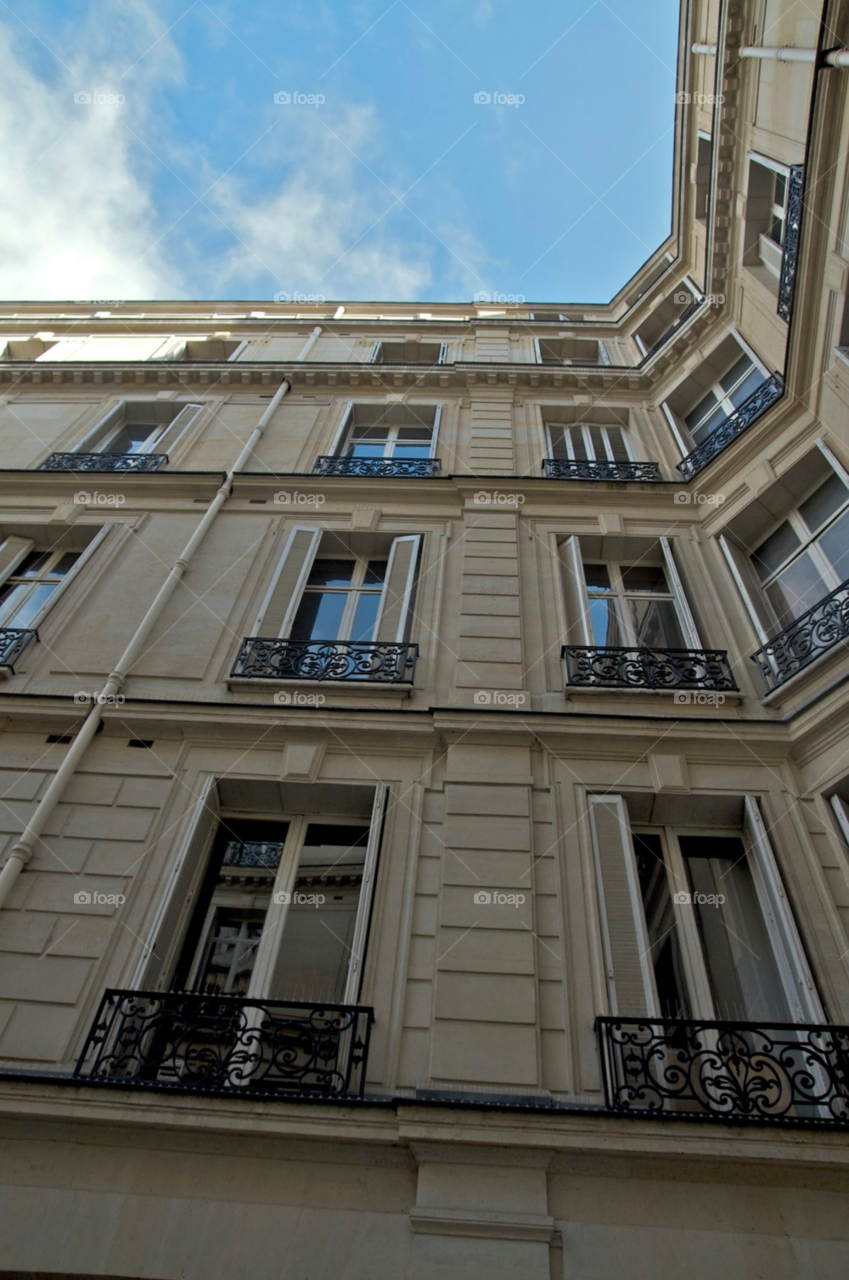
[
  {"x1": 588, "y1": 426, "x2": 606, "y2": 460},
  {"x1": 628, "y1": 597, "x2": 686, "y2": 647},
  {"x1": 350, "y1": 591, "x2": 381, "y2": 642},
  {"x1": 364, "y1": 560, "x2": 388, "y2": 585},
  {"x1": 799, "y1": 474, "x2": 849, "y2": 534},
  {"x1": 351, "y1": 426, "x2": 389, "y2": 441},
  {"x1": 583, "y1": 563, "x2": 611, "y2": 590},
  {"x1": 621, "y1": 565, "x2": 669, "y2": 593},
  {"x1": 348, "y1": 442, "x2": 387, "y2": 458},
  {"x1": 396, "y1": 427, "x2": 432, "y2": 442},
  {"x1": 569, "y1": 428, "x2": 588, "y2": 460},
  {"x1": 753, "y1": 522, "x2": 801, "y2": 579},
  {"x1": 685, "y1": 390, "x2": 719, "y2": 432},
  {"x1": 289, "y1": 590, "x2": 348, "y2": 641},
  {"x1": 607, "y1": 428, "x2": 629, "y2": 462},
  {"x1": 393, "y1": 444, "x2": 431, "y2": 459},
  {"x1": 0, "y1": 582, "x2": 57, "y2": 628},
  {"x1": 690, "y1": 405, "x2": 728, "y2": 445},
  {"x1": 719, "y1": 355, "x2": 752, "y2": 394},
  {"x1": 102, "y1": 423, "x2": 156, "y2": 455},
  {"x1": 764, "y1": 553, "x2": 830, "y2": 627},
  {"x1": 16, "y1": 552, "x2": 50, "y2": 578},
  {"x1": 774, "y1": 173, "x2": 786, "y2": 207},
  {"x1": 53, "y1": 552, "x2": 80, "y2": 577},
  {"x1": 305, "y1": 560, "x2": 354, "y2": 588},
  {"x1": 728, "y1": 368, "x2": 764, "y2": 409},
  {"x1": 818, "y1": 510, "x2": 849, "y2": 583},
  {"x1": 587, "y1": 595, "x2": 624, "y2": 646},
  {"x1": 0, "y1": 582, "x2": 35, "y2": 624},
  {"x1": 634, "y1": 833, "x2": 691, "y2": 1018},
  {"x1": 548, "y1": 426, "x2": 568, "y2": 460},
  {"x1": 681, "y1": 836, "x2": 792, "y2": 1022}
]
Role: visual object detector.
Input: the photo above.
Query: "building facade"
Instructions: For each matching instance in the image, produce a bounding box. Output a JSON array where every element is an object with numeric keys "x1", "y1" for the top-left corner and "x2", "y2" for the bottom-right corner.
[{"x1": 1, "y1": 0, "x2": 849, "y2": 1275}]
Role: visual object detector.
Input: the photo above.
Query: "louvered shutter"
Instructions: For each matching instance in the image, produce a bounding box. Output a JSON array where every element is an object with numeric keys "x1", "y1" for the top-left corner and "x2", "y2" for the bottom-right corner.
[
  {"x1": 342, "y1": 784, "x2": 388, "y2": 1003},
  {"x1": 0, "y1": 536, "x2": 34, "y2": 584},
  {"x1": 561, "y1": 535, "x2": 593, "y2": 645},
  {"x1": 660, "y1": 536, "x2": 702, "y2": 648},
  {"x1": 253, "y1": 526, "x2": 322, "y2": 638},
  {"x1": 718, "y1": 534, "x2": 775, "y2": 645},
  {"x1": 375, "y1": 535, "x2": 421, "y2": 642},
  {"x1": 589, "y1": 795, "x2": 657, "y2": 1017}
]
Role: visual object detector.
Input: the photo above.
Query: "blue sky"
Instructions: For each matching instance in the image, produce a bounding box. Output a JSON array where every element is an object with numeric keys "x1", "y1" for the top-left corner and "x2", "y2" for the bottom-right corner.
[{"x1": 1, "y1": 0, "x2": 680, "y2": 303}]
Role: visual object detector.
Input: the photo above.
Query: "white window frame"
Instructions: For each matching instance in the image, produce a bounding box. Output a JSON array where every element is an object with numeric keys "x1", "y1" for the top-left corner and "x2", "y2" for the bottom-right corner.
[
  {"x1": 546, "y1": 422, "x2": 636, "y2": 464},
  {"x1": 680, "y1": 339, "x2": 769, "y2": 446},
  {"x1": 747, "y1": 154, "x2": 793, "y2": 278},
  {"x1": 577, "y1": 542, "x2": 700, "y2": 649},
  {"x1": 329, "y1": 403, "x2": 441, "y2": 461},
  {"x1": 74, "y1": 401, "x2": 203, "y2": 457},
  {"x1": 0, "y1": 526, "x2": 110, "y2": 631},
  {"x1": 290, "y1": 553, "x2": 390, "y2": 644},
  {"x1": 534, "y1": 337, "x2": 603, "y2": 366},
  {"x1": 370, "y1": 340, "x2": 448, "y2": 365}
]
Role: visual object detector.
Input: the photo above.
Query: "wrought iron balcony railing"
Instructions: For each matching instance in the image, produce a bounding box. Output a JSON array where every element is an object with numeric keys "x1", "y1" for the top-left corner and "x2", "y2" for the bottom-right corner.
[
  {"x1": 74, "y1": 989, "x2": 373, "y2": 1100},
  {"x1": 596, "y1": 1017, "x2": 849, "y2": 1126},
  {"x1": 222, "y1": 839, "x2": 285, "y2": 870},
  {"x1": 676, "y1": 373, "x2": 784, "y2": 480},
  {"x1": 543, "y1": 458, "x2": 662, "y2": 482},
  {"x1": 563, "y1": 645, "x2": 738, "y2": 692},
  {"x1": 0, "y1": 627, "x2": 36, "y2": 670},
  {"x1": 777, "y1": 165, "x2": 804, "y2": 323},
  {"x1": 751, "y1": 577, "x2": 849, "y2": 693},
  {"x1": 232, "y1": 637, "x2": 418, "y2": 684},
  {"x1": 312, "y1": 456, "x2": 441, "y2": 478},
  {"x1": 39, "y1": 451, "x2": 169, "y2": 473}
]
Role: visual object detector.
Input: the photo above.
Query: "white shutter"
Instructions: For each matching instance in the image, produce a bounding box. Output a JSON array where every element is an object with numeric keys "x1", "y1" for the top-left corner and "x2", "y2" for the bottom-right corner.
[
  {"x1": 343, "y1": 784, "x2": 388, "y2": 1004},
  {"x1": 718, "y1": 534, "x2": 775, "y2": 645},
  {"x1": 743, "y1": 795, "x2": 825, "y2": 1022},
  {"x1": 598, "y1": 340, "x2": 611, "y2": 366},
  {"x1": 561, "y1": 535, "x2": 593, "y2": 645},
  {"x1": 533, "y1": 338, "x2": 543, "y2": 365},
  {"x1": 375, "y1": 535, "x2": 421, "y2": 642},
  {"x1": 660, "y1": 536, "x2": 702, "y2": 648},
  {"x1": 253, "y1": 526, "x2": 322, "y2": 638},
  {"x1": 75, "y1": 402, "x2": 125, "y2": 452},
  {"x1": 132, "y1": 775, "x2": 219, "y2": 990},
  {"x1": 0, "y1": 536, "x2": 34, "y2": 584},
  {"x1": 328, "y1": 403, "x2": 353, "y2": 458},
  {"x1": 429, "y1": 405, "x2": 442, "y2": 458},
  {"x1": 589, "y1": 795, "x2": 657, "y2": 1017},
  {"x1": 369, "y1": 342, "x2": 382, "y2": 363},
  {"x1": 438, "y1": 342, "x2": 448, "y2": 364},
  {"x1": 154, "y1": 404, "x2": 203, "y2": 456},
  {"x1": 816, "y1": 438, "x2": 849, "y2": 488},
  {"x1": 831, "y1": 795, "x2": 849, "y2": 850},
  {"x1": 661, "y1": 401, "x2": 692, "y2": 457}
]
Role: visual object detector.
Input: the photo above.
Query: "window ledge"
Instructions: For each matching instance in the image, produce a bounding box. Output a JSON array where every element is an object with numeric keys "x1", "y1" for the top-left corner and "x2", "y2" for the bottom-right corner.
[{"x1": 228, "y1": 676, "x2": 413, "y2": 699}]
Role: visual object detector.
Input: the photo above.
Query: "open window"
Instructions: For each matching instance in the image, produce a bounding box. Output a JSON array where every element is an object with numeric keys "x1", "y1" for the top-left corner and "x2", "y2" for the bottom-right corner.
[
  {"x1": 328, "y1": 402, "x2": 441, "y2": 463},
  {"x1": 152, "y1": 780, "x2": 386, "y2": 1007},
  {"x1": 634, "y1": 283, "x2": 700, "y2": 357},
  {"x1": 34, "y1": 335, "x2": 186, "y2": 361},
  {"x1": 535, "y1": 336, "x2": 608, "y2": 365},
  {"x1": 545, "y1": 408, "x2": 635, "y2": 466},
  {"x1": 694, "y1": 133, "x2": 712, "y2": 222},
  {"x1": 589, "y1": 792, "x2": 823, "y2": 1022},
  {"x1": 370, "y1": 340, "x2": 447, "y2": 365},
  {"x1": 744, "y1": 155, "x2": 795, "y2": 293},
  {"x1": 663, "y1": 334, "x2": 769, "y2": 454},
  {"x1": 253, "y1": 527, "x2": 421, "y2": 647},
  {"x1": 560, "y1": 535, "x2": 701, "y2": 650},
  {"x1": 720, "y1": 445, "x2": 849, "y2": 647},
  {"x1": 49, "y1": 400, "x2": 203, "y2": 465}
]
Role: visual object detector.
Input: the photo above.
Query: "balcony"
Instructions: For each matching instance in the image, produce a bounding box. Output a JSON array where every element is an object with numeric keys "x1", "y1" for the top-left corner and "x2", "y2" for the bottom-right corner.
[
  {"x1": 74, "y1": 990, "x2": 373, "y2": 1100},
  {"x1": 232, "y1": 637, "x2": 418, "y2": 684},
  {"x1": 562, "y1": 645, "x2": 738, "y2": 692},
  {"x1": 0, "y1": 627, "x2": 36, "y2": 671},
  {"x1": 777, "y1": 165, "x2": 804, "y2": 323},
  {"x1": 596, "y1": 1017, "x2": 849, "y2": 1126},
  {"x1": 39, "y1": 451, "x2": 169, "y2": 473},
  {"x1": 642, "y1": 297, "x2": 702, "y2": 360},
  {"x1": 543, "y1": 459, "x2": 662, "y2": 482},
  {"x1": 676, "y1": 373, "x2": 784, "y2": 480},
  {"x1": 751, "y1": 577, "x2": 849, "y2": 693},
  {"x1": 312, "y1": 456, "x2": 441, "y2": 478}
]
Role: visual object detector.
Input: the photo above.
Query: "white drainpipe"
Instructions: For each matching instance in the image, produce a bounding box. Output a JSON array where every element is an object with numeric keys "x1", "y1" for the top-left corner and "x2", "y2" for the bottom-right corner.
[
  {"x1": 0, "y1": 378, "x2": 291, "y2": 910},
  {"x1": 692, "y1": 42, "x2": 849, "y2": 67},
  {"x1": 296, "y1": 326, "x2": 322, "y2": 361}
]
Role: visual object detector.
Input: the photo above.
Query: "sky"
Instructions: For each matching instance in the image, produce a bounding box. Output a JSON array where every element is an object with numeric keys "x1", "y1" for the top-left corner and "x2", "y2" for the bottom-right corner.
[{"x1": 0, "y1": 0, "x2": 681, "y2": 304}]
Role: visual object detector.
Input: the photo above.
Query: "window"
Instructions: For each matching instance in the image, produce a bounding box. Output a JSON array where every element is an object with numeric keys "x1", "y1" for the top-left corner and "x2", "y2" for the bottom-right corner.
[
  {"x1": 35, "y1": 336, "x2": 185, "y2": 361},
  {"x1": 695, "y1": 134, "x2": 712, "y2": 221},
  {"x1": 744, "y1": 157, "x2": 794, "y2": 286},
  {"x1": 589, "y1": 794, "x2": 822, "y2": 1023},
  {"x1": 548, "y1": 423, "x2": 632, "y2": 464},
  {"x1": 0, "y1": 548, "x2": 81, "y2": 629},
  {"x1": 751, "y1": 471, "x2": 849, "y2": 629},
  {"x1": 330, "y1": 403, "x2": 441, "y2": 462},
  {"x1": 252, "y1": 527, "x2": 421, "y2": 647},
  {"x1": 561, "y1": 537, "x2": 700, "y2": 651},
  {"x1": 683, "y1": 353, "x2": 764, "y2": 447},
  {"x1": 536, "y1": 337, "x2": 608, "y2": 365},
  {"x1": 371, "y1": 340, "x2": 447, "y2": 364},
  {"x1": 74, "y1": 401, "x2": 202, "y2": 459}
]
